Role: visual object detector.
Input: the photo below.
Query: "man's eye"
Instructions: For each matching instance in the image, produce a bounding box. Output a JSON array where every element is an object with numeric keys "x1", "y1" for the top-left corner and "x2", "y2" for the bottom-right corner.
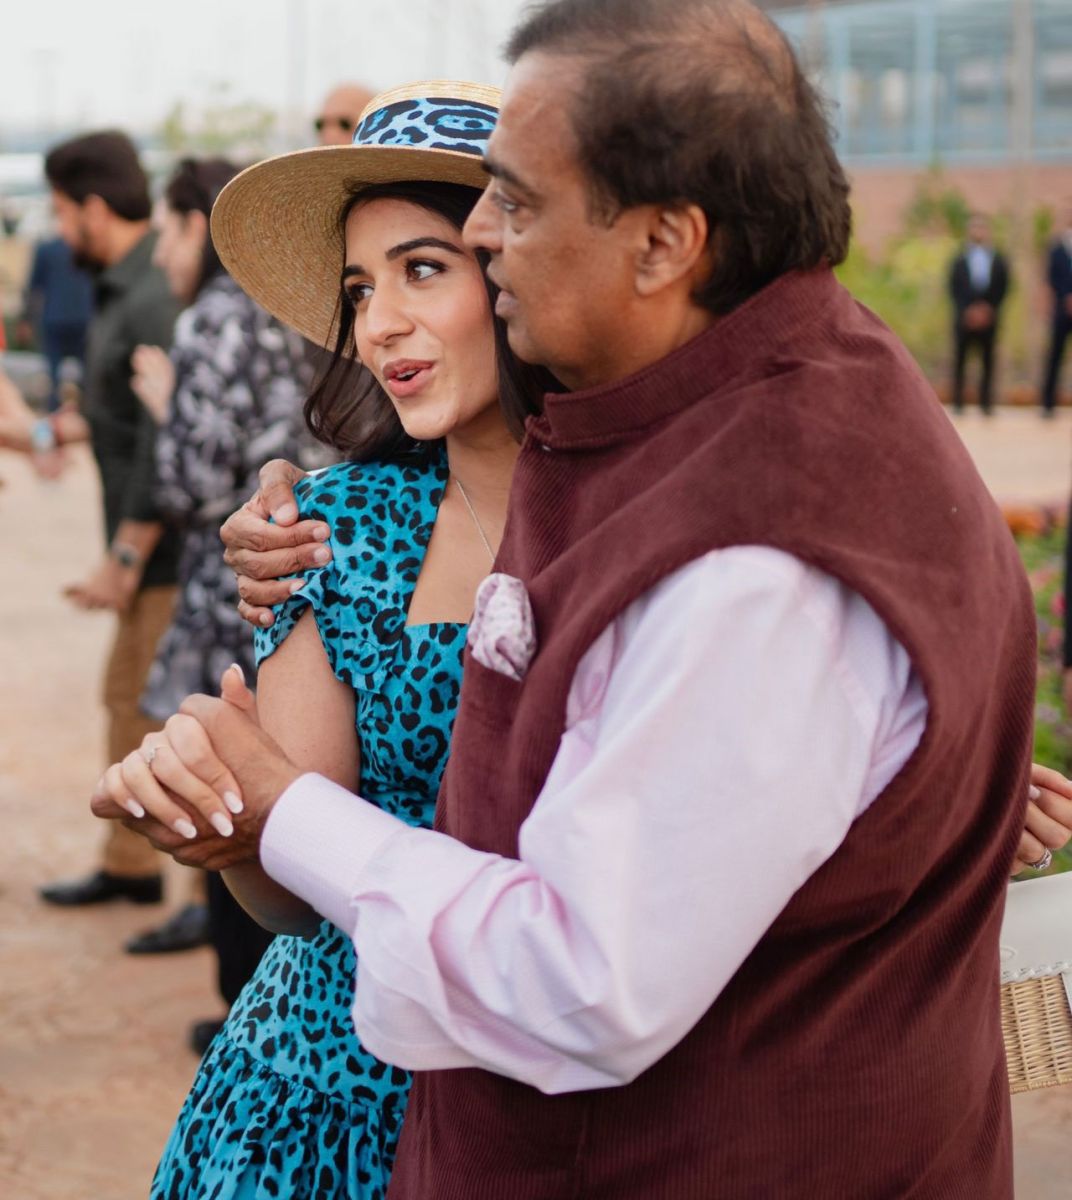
[{"x1": 492, "y1": 191, "x2": 520, "y2": 215}]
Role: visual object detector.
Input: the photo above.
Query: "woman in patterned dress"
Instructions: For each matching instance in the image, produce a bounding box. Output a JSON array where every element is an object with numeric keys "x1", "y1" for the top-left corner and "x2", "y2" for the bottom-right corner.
[{"x1": 142, "y1": 85, "x2": 551, "y2": 1199}]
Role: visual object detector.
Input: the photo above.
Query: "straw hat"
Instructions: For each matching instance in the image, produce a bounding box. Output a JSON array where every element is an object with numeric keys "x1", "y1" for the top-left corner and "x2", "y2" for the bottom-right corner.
[{"x1": 211, "y1": 80, "x2": 501, "y2": 350}]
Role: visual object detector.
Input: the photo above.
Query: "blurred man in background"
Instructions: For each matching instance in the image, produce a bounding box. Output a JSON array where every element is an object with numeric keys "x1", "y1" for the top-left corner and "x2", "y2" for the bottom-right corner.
[
  {"x1": 1040, "y1": 203, "x2": 1072, "y2": 418},
  {"x1": 38, "y1": 131, "x2": 181, "y2": 910},
  {"x1": 18, "y1": 233, "x2": 94, "y2": 411},
  {"x1": 948, "y1": 213, "x2": 1009, "y2": 416},
  {"x1": 313, "y1": 82, "x2": 375, "y2": 146}
]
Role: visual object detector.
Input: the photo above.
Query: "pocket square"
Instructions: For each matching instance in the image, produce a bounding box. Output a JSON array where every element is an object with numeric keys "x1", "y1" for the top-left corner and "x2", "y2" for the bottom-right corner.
[{"x1": 467, "y1": 573, "x2": 536, "y2": 681}]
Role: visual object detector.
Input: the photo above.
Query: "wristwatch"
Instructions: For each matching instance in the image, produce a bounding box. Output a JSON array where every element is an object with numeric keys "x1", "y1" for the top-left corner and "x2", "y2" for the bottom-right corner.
[{"x1": 110, "y1": 542, "x2": 144, "y2": 570}]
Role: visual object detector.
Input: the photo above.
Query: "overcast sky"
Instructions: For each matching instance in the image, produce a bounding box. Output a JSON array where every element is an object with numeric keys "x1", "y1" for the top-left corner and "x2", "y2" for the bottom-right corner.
[{"x1": 2, "y1": 0, "x2": 530, "y2": 140}]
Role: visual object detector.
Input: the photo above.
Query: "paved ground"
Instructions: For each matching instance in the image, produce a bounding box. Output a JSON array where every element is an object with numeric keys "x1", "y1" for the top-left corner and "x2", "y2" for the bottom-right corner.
[{"x1": 2, "y1": 411, "x2": 1071, "y2": 1198}]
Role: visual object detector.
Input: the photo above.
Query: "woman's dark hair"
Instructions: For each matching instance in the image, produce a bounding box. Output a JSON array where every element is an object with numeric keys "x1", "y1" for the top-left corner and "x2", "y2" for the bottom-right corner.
[
  {"x1": 506, "y1": 0, "x2": 853, "y2": 316},
  {"x1": 164, "y1": 157, "x2": 241, "y2": 297},
  {"x1": 44, "y1": 130, "x2": 152, "y2": 222},
  {"x1": 305, "y1": 179, "x2": 555, "y2": 463}
]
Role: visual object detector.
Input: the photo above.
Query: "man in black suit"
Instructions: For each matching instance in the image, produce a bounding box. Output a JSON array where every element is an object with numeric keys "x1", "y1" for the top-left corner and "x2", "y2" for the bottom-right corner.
[
  {"x1": 1041, "y1": 204, "x2": 1072, "y2": 418},
  {"x1": 948, "y1": 213, "x2": 1009, "y2": 416}
]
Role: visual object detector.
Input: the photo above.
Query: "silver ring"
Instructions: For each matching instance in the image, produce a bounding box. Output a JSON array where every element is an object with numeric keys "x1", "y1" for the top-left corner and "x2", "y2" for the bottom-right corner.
[
  {"x1": 142, "y1": 744, "x2": 158, "y2": 767},
  {"x1": 1028, "y1": 849, "x2": 1053, "y2": 872}
]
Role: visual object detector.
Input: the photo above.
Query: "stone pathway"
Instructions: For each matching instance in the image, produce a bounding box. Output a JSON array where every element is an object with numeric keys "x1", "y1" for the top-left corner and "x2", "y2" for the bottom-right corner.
[{"x1": 1, "y1": 415, "x2": 1070, "y2": 1197}]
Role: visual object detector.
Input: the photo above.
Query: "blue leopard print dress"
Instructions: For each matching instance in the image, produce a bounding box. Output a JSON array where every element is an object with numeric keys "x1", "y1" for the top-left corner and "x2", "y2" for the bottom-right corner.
[{"x1": 152, "y1": 454, "x2": 465, "y2": 1200}]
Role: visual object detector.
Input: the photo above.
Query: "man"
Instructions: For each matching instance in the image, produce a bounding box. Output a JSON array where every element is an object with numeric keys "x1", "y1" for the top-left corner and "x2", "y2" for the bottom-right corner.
[
  {"x1": 40, "y1": 132, "x2": 181, "y2": 907},
  {"x1": 948, "y1": 212, "x2": 1009, "y2": 416},
  {"x1": 313, "y1": 82, "x2": 375, "y2": 146},
  {"x1": 18, "y1": 233, "x2": 94, "y2": 411},
  {"x1": 1040, "y1": 203, "x2": 1072, "y2": 417},
  {"x1": 95, "y1": 2, "x2": 1034, "y2": 1196}
]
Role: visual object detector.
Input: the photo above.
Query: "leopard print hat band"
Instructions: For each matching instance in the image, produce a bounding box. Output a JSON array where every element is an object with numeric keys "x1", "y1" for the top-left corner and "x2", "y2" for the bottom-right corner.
[{"x1": 352, "y1": 94, "x2": 498, "y2": 158}]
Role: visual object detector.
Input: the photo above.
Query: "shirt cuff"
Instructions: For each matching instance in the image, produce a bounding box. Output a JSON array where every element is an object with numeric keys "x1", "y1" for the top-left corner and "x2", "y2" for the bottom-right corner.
[{"x1": 260, "y1": 772, "x2": 411, "y2": 932}]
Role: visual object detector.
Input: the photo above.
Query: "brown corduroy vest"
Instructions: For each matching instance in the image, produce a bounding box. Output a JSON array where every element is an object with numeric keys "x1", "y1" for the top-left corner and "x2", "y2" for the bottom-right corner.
[{"x1": 388, "y1": 268, "x2": 1035, "y2": 1200}]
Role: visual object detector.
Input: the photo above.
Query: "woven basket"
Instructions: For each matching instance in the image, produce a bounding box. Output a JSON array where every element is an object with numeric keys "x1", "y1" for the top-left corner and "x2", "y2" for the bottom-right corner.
[
  {"x1": 1002, "y1": 974, "x2": 1072, "y2": 1093},
  {"x1": 1000, "y1": 872, "x2": 1072, "y2": 1094}
]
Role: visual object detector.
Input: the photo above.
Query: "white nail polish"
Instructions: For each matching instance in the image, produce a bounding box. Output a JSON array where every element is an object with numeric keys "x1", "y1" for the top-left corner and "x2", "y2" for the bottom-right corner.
[
  {"x1": 123, "y1": 798, "x2": 146, "y2": 819},
  {"x1": 1029, "y1": 785, "x2": 1042, "y2": 801},
  {"x1": 174, "y1": 818, "x2": 198, "y2": 840},
  {"x1": 210, "y1": 812, "x2": 234, "y2": 838},
  {"x1": 223, "y1": 791, "x2": 244, "y2": 815},
  {"x1": 229, "y1": 662, "x2": 245, "y2": 685}
]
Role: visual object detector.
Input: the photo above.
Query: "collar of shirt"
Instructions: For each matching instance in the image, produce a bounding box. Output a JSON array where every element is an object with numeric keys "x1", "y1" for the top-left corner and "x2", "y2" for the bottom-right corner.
[{"x1": 95, "y1": 229, "x2": 157, "y2": 301}]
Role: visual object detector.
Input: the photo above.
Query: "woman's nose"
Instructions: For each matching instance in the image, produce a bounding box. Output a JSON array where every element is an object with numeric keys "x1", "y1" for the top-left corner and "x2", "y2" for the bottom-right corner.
[{"x1": 364, "y1": 287, "x2": 414, "y2": 345}]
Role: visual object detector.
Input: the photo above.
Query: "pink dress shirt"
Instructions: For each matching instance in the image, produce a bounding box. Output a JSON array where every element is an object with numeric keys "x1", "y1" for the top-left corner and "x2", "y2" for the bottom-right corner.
[{"x1": 261, "y1": 546, "x2": 927, "y2": 1094}]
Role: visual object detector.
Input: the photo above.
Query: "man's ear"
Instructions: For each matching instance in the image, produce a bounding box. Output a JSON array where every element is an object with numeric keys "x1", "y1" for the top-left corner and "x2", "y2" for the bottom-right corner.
[
  {"x1": 634, "y1": 203, "x2": 709, "y2": 298},
  {"x1": 186, "y1": 209, "x2": 209, "y2": 243},
  {"x1": 82, "y1": 193, "x2": 110, "y2": 222}
]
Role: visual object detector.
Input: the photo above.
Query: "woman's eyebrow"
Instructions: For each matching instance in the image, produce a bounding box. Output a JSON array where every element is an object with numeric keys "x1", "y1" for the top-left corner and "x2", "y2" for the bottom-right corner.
[
  {"x1": 385, "y1": 237, "x2": 464, "y2": 260},
  {"x1": 341, "y1": 237, "x2": 464, "y2": 282}
]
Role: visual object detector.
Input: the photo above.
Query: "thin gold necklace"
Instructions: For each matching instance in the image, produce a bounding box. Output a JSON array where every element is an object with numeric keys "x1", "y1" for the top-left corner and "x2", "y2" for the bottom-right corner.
[{"x1": 453, "y1": 476, "x2": 496, "y2": 564}]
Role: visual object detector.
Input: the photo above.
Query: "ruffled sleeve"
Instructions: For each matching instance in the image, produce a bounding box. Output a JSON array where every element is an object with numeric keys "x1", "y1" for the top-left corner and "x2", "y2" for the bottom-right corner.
[{"x1": 254, "y1": 455, "x2": 448, "y2": 693}]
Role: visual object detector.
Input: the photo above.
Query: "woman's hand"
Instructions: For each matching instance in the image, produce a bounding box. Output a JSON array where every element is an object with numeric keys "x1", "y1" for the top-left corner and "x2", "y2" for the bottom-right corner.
[
  {"x1": 221, "y1": 458, "x2": 330, "y2": 627},
  {"x1": 91, "y1": 665, "x2": 302, "y2": 870},
  {"x1": 130, "y1": 344, "x2": 175, "y2": 424},
  {"x1": 1011, "y1": 763, "x2": 1072, "y2": 875}
]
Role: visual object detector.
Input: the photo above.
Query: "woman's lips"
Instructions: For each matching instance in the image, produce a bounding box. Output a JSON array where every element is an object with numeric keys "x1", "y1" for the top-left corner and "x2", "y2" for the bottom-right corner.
[{"x1": 384, "y1": 364, "x2": 436, "y2": 399}]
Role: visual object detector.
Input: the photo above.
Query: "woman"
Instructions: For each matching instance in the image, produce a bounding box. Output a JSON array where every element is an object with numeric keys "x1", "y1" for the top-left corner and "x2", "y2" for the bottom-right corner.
[
  {"x1": 134, "y1": 156, "x2": 316, "y2": 722},
  {"x1": 130, "y1": 83, "x2": 547, "y2": 1199},
  {"x1": 127, "y1": 157, "x2": 313, "y2": 1036}
]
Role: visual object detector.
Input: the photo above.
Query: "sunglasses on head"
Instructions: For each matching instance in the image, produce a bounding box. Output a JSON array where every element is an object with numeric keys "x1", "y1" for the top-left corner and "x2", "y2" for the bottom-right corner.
[{"x1": 314, "y1": 116, "x2": 355, "y2": 133}]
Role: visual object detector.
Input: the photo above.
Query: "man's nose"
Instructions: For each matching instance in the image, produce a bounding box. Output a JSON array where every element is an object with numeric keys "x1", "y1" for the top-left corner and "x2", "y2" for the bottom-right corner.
[{"x1": 463, "y1": 182, "x2": 502, "y2": 255}]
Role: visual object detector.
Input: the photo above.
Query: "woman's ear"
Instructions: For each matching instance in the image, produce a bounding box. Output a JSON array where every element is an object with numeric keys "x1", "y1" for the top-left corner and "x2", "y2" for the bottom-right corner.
[{"x1": 634, "y1": 203, "x2": 709, "y2": 298}]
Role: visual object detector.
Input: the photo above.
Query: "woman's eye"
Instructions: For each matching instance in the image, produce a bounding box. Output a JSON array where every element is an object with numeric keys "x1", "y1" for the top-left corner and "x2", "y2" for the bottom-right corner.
[
  {"x1": 347, "y1": 284, "x2": 372, "y2": 306},
  {"x1": 407, "y1": 260, "x2": 442, "y2": 282}
]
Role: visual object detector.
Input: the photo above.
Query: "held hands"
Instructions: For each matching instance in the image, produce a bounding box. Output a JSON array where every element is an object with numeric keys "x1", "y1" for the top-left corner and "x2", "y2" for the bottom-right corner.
[
  {"x1": 221, "y1": 458, "x2": 330, "y2": 628},
  {"x1": 1011, "y1": 763, "x2": 1072, "y2": 875},
  {"x1": 130, "y1": 345, "x2": 175, "y2": 425},
  {"x1": 90, "y1": 665, "x2": 303, "y2": 871}
]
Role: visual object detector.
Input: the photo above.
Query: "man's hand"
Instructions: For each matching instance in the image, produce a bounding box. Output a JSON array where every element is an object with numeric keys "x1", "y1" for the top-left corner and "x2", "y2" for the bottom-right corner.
[
  {"x1": 220, "y1": 458, "x2": 330, "y2": 627},
  {"x1": 963, "y1": 302, "x2": 993, "y2": 332},
  {"x1": 1011, "y1": 763, "x2": 1072, "y2": 875},
  {"x1": 64, "y1": 557, "x2": 139, "y2": 612},
  {"x1": 90, "y1": 666, "x2": 302, "y2": 871}
]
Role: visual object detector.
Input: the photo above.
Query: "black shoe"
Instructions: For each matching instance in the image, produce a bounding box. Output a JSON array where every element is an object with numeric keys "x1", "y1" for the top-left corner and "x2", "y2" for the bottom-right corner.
[
  {"x1": 125, "y1": 903, "x2": 211, "y2": 955},
  {"x1": 189, "y1": 1017, "x2": 225, "y2": 1056},
  {"x1": 39, "y1": 870, "x2": 163, "y2": 907}
]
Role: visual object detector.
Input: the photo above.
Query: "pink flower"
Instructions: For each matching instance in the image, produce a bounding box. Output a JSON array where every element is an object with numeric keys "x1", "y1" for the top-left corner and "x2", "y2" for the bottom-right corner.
[{"x1": 467, "y1": 573, "x2": 536, "y2": 681}]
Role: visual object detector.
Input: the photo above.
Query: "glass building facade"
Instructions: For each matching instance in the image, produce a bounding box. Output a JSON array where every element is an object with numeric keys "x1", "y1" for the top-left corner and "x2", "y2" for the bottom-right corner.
[{"x1": 770, "y1": 0, "x2": 1072, "y2": 165}]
